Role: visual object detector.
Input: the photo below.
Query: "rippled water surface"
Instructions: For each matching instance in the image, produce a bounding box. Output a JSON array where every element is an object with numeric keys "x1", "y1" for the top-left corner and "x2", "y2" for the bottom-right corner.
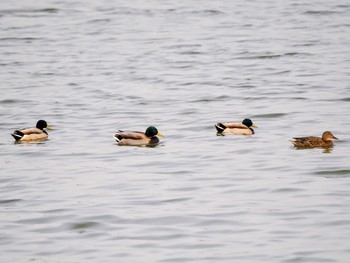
[{"x1": 1, "y1": 0, "x2": 350, "y2": 262}]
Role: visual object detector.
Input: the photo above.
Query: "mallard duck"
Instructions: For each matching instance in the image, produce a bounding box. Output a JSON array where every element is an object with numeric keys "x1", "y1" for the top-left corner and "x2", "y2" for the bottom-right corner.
[
  {"x1": 215, "y1": 118, "x2": 257, "y2": 135},
  {"x1": 11, "y1": 120, "x2": 52, "y2": 142},
  {"x1": 113, "y1": 126, "x2": 164, "y2": 146},
  {"x1": 292, "y1": 131, "x2": 338, "y2": 148}
]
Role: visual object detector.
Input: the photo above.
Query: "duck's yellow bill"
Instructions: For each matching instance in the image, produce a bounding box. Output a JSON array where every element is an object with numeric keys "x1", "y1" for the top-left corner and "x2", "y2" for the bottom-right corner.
[
  {"x1": 252, "y1": 124, "x2": 258, "y2": 128},
  {"x1": 47, "y1": 125, "x2": 53, "y2": 130},
  {"x1": 157, "y1": 132, "x2": 164, "y2": 137}
]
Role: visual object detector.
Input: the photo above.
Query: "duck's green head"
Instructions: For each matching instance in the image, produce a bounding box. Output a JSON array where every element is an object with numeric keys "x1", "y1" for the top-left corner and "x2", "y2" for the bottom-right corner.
[
  {"x1": 242, "y1": 118, "x2": 257, "y2": 128},
  {"x1": 36, "y1": 120, "x2": 52, "y2": 130},
  {"x1": 145, "y1": 126, "x2": 164, "y2": 137}
]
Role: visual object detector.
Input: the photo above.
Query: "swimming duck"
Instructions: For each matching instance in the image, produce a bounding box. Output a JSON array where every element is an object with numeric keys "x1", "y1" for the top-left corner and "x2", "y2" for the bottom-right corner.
[
  {"x1": 215, "y1": 118, "x2": 257, "y2": 135},
  {"x1": 292, "y1": 131, "x2": 338, "y2": 148},
  {"x1": 11, "y1": 120, "x2": 52, "y2": 142},
  {"x1": 113, "y1": 126, "x2": 164, "y2": 146}
]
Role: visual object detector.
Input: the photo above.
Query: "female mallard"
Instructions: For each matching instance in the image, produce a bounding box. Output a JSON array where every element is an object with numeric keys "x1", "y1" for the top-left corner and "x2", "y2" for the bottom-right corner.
[
  {"x1": 113, "y1": 126, "x2": 164, "y2": 146},
  {"x1": 215, "y1": 118, "x2": 257, "y2": 135},
  {"x1": 292, "y1": 131, "x2": 338, "y2": 148},
  {"x1": 11, "y1": 120, "x2": 52, "y2": 142}
]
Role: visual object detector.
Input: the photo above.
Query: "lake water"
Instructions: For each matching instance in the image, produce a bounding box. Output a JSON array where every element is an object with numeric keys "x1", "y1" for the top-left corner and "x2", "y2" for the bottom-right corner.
[{"x1": 1, "y1": 0, "x2": 350, "y2": 262}]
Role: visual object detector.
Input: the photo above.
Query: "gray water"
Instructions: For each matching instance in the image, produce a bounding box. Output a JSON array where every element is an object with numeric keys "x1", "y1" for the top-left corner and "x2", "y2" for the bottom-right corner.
[{"x1": 1, "y1": 0, "x2": 350, "y2": 262}]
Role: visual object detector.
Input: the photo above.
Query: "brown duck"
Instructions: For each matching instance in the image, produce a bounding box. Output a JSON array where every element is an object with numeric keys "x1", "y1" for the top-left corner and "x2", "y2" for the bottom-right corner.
[{"x1": 292, "y1": 131, "x2": 338, "y2": 148}]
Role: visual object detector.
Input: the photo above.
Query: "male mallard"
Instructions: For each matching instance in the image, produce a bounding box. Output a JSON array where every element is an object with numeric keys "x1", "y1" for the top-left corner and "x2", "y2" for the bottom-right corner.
[
  {"x1": 113, "y1": 126, "x2": 164, "y2": 146},
  {"x1": 292, "y1": 131, "x2": 338, "y2": 148},
  {"x1": 215, "y1": 118, "x2": 257, "y2": 135},
  {"x1": 11, "y1": 120, "x2": 52, "y2": 142}
]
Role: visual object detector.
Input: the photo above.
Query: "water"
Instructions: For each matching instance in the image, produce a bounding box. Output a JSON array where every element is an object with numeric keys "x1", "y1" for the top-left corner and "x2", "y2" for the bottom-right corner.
[{"x1": 1, "y1": 0, "x2": 350, "y2": 262}]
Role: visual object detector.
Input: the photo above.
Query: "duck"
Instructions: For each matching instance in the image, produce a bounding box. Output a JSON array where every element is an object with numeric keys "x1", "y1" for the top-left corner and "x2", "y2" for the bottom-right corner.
[
  {"x1": 11, "y1": 120, "x2": 52, "y2": 142},
  {"x1": 291, "y1": 131, "x2": 338, "y2": 148},
  {"x1": 113, "y1": 126, "x2": 164, "y2": 146},
  {"x1": 215, "y1": 118, "x2": 257, "y2": 135}
]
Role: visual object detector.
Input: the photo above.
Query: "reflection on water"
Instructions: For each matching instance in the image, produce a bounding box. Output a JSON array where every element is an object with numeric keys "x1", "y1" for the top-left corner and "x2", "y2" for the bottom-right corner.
[
  {"x1": 1, "y1": 0, "x2": 350, "y2": 262},
  {"x1": 292, "y1": 145, "x2": 334, "y2": 154},
  {"x1": 322, "y1": 147, "x2": 334, "y2": 154}
]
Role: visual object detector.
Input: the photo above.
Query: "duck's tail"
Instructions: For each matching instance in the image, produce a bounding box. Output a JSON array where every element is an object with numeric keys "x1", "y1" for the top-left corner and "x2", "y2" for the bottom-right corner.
[
  {"x1": 113, "y1": 134, "x2": 123, "y2": 143},
  {"x1": 11, "y1": 130, "x2": 24, "y2": 141},
  {"x1": 215, "y1": 123, "x2": 226, "y2": 133},
  {"x1": 290, "y1": 139, "x2": 301, "y2": 147}
]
